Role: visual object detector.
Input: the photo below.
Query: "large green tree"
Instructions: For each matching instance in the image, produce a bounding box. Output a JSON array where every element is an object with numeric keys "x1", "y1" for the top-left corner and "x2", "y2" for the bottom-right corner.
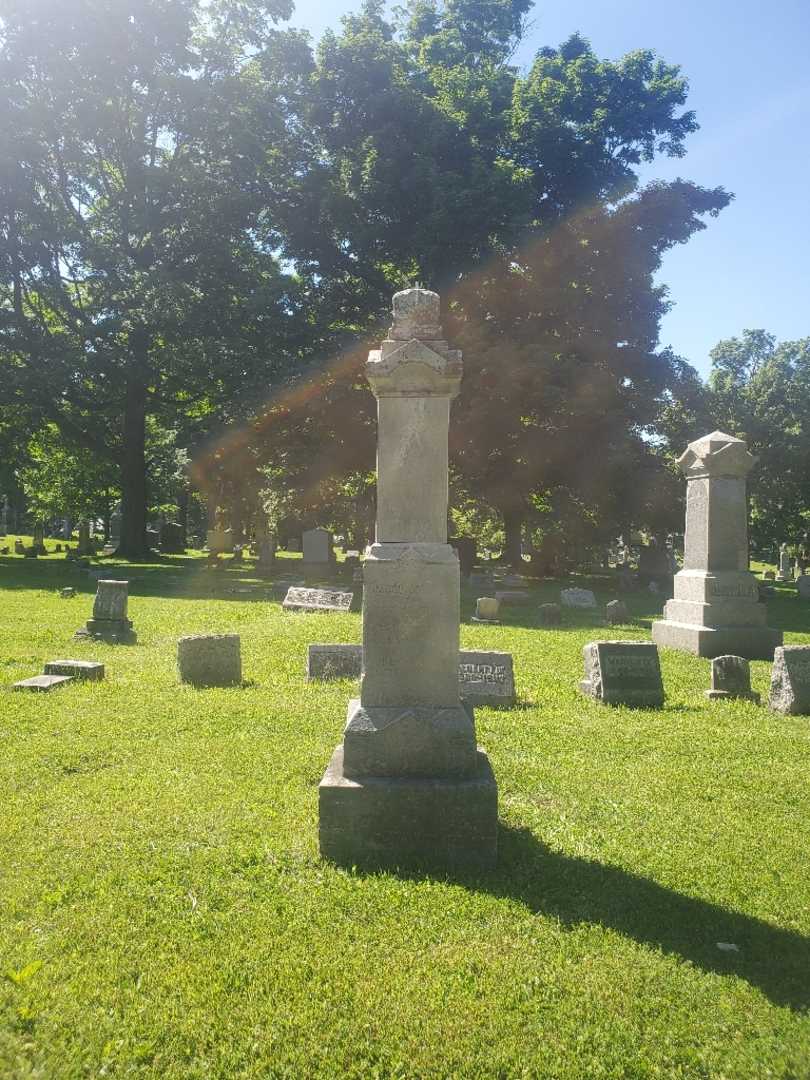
[
  {"x1": 707, "y1": 330, "x2": 810, "y2": 556},
  {"x1": 0, "y1": 0, "x2": 302, "y2": 557},
  {"x1": 252, "y1": 1, "x2": 730, "y2": 558}
]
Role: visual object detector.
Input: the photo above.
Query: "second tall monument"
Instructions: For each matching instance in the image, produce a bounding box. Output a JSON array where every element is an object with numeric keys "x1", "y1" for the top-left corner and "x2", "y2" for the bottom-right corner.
[{"x1": 319, "y1": 288, "x2": 498, "y2": 869}]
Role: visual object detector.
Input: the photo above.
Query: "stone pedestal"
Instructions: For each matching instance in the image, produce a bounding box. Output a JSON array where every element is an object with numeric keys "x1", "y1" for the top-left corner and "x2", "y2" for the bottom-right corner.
[
  {"x1": 776, "y1": 545, "x2": 792, "y2": 581},
  {"x1": 76, "y1": 579, "x2": 136, "y2": 644},
  {"x1": 652, "y1": 432, "x2": 781, "y2": 660},
  {"x1": 319, "y1": 288, "x2": 497, "y2": 869}
]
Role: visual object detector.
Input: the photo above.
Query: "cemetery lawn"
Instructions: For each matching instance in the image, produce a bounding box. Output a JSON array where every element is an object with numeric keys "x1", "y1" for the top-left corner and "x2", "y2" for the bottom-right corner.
[{"x1": 2, "y1": 552, "x2": 810, "y2": 1079}]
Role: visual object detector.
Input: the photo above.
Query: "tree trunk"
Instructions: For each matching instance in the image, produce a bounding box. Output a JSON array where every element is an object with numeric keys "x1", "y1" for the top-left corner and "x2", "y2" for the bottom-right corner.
[
  {"x1": 117, "y1": 330, "x2": 149, "y2": 559},
  {"x1": 502, "y1": 506, "x2": 524, "y2": 568}
]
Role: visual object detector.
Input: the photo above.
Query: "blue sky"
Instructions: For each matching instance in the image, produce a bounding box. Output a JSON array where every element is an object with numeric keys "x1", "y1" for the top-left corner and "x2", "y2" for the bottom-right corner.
[{"x1": 285, "y1": 0, "x2": 809, "y2": 375}]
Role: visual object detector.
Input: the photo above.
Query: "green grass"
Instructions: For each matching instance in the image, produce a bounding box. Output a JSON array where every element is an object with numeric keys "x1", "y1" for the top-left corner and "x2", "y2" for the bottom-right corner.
[{"x1": 1, "y1": 549, "x2": 809, "y2": 1078}]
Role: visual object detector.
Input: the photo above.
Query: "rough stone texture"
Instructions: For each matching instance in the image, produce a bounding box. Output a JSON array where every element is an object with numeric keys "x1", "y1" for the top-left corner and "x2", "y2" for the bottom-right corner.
[
  {"x1": 561, "y1": 588, "x2": 597, "y2": 609},
  {"x1": 319, "y1": 288, "x2": 497, "y2": 869},
  {"x1": 538, "y1": 603, "x2": 562, "y2": 626},
  {"x1": 475, "y1": 596, "x2": 500, "y2": 621},
  {"x1": 13, "y1": 674, "x2": 74, "y2": 692},
  {"x1": 93, "y1": 580, "x2": 129, "y2": 621},
  {"x1": 768, "y1": 646, "x2": 810, "y2": 715},
  {"x1": 797, "y1": 575, "x2": 810, "y2": 599},
  {"x1": 177, "y1": 634, "x2": 242, "y2": 687},
  {"x1": 283, "y1": 586, "x2": 353, "y2": 613},
  {"x1": 77, "y1": 521, "x2": 93, "y2": 556},
  {"x1": 457, "y1": 651, "x2": 516, "y2": 707},
  {"x1": 76, "y1": 580, "x2": 137, "y2": 644},
  {"x1": 605, "y1": 599, "x2": 629, "y2": 625},
  {"x1": 44, "y1": 659, "x2": 105, "y2": 681},
  {"x1": 652, "y1": 432, "x2": 782, "y2": 659},
  {"x1": 580, "y1": 641, "x2": 664, "y2": 707},
  {"x1": 319, "y1": 745, "x2": 498, "y2": 870},
  {"x1": 308, "y1": 644, "x2": 363, "y2": 680},
  {"x1": 705, "y1": 654, "x2": 759, "y2": 702},
  {"x1": 763, "y1": 571, "x2": 776, "y2": 581}
]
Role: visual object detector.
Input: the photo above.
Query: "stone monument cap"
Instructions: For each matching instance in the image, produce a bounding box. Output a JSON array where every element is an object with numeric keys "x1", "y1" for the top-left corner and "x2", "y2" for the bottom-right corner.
[
  {"x1": 677, "y1": 430, "x2": 757, "y2": 479},
  {"x1": 390, "y1": 287, "x2": 442, "y2": 340}
]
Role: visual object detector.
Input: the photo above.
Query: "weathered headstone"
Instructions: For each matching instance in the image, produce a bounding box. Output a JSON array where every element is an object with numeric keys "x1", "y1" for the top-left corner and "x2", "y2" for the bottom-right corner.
[
  {"x1": 796, "y1": 575, "x2": 810, "y2": 599},
  {"x1": 13, "y1": 674, "x2": 74, "y2": 692},
  {"x1": 14, "y1": 539, "x2": 25, "y2": 555},
  {"x1": 605, "y1": 599, "x2": 629, "y2": 625},
  {"x1": 561, "y1": 587, "x2": 597, "y2": 609},
  {"x1": 538, "y1": 602, "x2": 562, "y2": 626},
  {"x1": 474, "y1": 596, "x2": 500, "y2": 622},
  {"x1": 32, "y1": 523, "x2": 46, "y2": 555},
  {"x1": 159, "y1": 522, "x2": 186, "y2": 554},
  {"x1": 319, "y1": 287, "x2": 497, "y2": 868},
  {"x1": 109, "y1": 505, "x2": 122, "y2": 547},
  {"x1": 768, "y1": 646, "x2": 810, "y2": 715},
  {"x1": 308, "y1": 644, "x2": 363, "y2": 680},
  {"x1": 776, "y1": 544, "x2": 792, "y2": 581},
  {"x1": 763, "y1": 570, "x2": 776, "y2": 581},
  {"x1": 705, "y1": 655, "x2": 759, "y2": 702},
  {"x1": 283, "y1": 586, "x2": 353, "y2": 613},
  {"x1": 457, "y1": 651, "x2": 516, "y2": 707},
  {"x1": 75, "y1": 580, "x2": 137, "y2": 643},
  {"x1": 177, "y1": 634, "x2": 242, "y2": 687},
  {"x1": 44, "y1": 659, "x2": 105, "y2": 681},
  {"x1": 77, "y1": 520, "x2": 93, "y2": 556},
  {"x1": 59, "y1": 587, "x2": 76, "y2": 598},
  {"x1": 301, "y1": 527, "x2": 335, "y2": 575},
  {"x1": 580, "y1": 641, "x2": 664, "y2": 707},
  {"x1": 652, "y1": 432, "x2": 782, "y2": 659}
]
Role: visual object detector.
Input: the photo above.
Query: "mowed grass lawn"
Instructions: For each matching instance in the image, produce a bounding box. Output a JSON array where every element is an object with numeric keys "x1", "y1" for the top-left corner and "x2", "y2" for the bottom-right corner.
[{"x1": 1, "y1": 549, "x2": 809, "y2": 1078}]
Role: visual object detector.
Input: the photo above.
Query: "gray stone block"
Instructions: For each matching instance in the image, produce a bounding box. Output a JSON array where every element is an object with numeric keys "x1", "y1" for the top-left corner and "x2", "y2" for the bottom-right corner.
[
  {"x1": 307, "y1": 644, "x2": 363, "y2": 680},
  {"x1": 319, "y1": 744, "x2": 498, "y2": 870},
  {"x1": 580, "y1": 641, "x2": 664, "y2": 707},
  {"x1": 282, "y1": 586, "x2": 353, "y2": 612},
  {"x1": 705, "y1": 654, "x2": 759, "y2": 702},
  {"x1": 177, "y1": 634, "x2": 242, "y2": 687},
  {"x1": 44, "y1": 660, "x2": 105, "y2": 681},
  {"x1": 495, "y1": 589, "x2": 533, "y2": 607},
  {"x1": 605, "y1": 599, "x2": 629, "y2": 625},
  {"x1": 769, "y1": 646, "x2": 810, "y2": 715},
  {"x1": 343, "y1": 699, "x2": 478, "y2": 779},
  {"x1": 458, "y1": 651, "x2": 516, "y2": 707},
  {"x1": 537, "y1": 603, "x2": 562, "y2": 626},
  {"x1": 652, "y1": 620, "x2": 781, "y2": 661},
  {"x1": 14, "y1": 674, "x2": 74, "y2": 692}
]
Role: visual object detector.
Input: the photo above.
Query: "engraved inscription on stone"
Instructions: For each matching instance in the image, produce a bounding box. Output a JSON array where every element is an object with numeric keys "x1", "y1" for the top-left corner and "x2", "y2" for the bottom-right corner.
[
  {"x1": 283, "y1": 587, "x2": 353, "y2": 613},
  {"x1": 580, "y1": 641, "x2": 664, "y2": 707}
]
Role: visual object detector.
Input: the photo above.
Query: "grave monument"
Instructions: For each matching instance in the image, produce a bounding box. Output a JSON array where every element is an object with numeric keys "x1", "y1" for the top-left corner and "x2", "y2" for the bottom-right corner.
[
  {"x1": 652, "y1": 431, "x2": 782, "y2": 659},
  {"x1": 75, "y1": 580, "x2": 137, "y2": 644},
  {"x1": 318, "y1": 287, "x2": 498, "y2": 868}
]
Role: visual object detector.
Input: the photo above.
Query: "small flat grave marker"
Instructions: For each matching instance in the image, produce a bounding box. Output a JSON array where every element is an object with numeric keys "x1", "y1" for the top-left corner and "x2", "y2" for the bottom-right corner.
[
  {"x1": 283, "y1": 587, "x2": 354, "y2": 613},
  {"x1": 580, "y1": 640, "x2": 664, "y2": 707},
  {"x1": 705, "y1": 654, "x2": 758, "y2": 703},
  {"x1": 13, "y1": 674, "x2": 74, "y2": 693},
  {"x1": 44, "y1": 660, "x2": 105, "y2": 681},
  {"x1": 769, "y1": 645, "x2": 810, "y2": 715}
]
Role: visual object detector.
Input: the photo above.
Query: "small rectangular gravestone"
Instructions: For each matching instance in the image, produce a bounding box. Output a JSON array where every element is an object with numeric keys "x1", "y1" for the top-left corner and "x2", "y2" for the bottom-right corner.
[
  {"x1": 13, "y1": 674, "x2": 74, "y2": 692},
  {"x1": 580, "y1": 641, "x2": 664, "y2": 707},
  {"x1": 769, "y1": 645, "x2": 810, "y2": 715},
  {"x1": 495, "y1": 590, "x2": 533, "y2": 607},
  {"x1": 44, "y1": 660, "x2": 105, "y2": 681},
  {"x1": 283, "y1": 586, "x2": 353, "y2": 613},
  {"x1": 457, "y1": 651, "x2": 515, "y2": 707},
  {"x1": 308, "y1": 644, "x2": 363, "y2": 679}
]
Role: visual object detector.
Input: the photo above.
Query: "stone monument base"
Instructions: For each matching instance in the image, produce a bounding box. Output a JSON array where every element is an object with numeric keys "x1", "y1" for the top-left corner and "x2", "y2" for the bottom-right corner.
[
  {"x1": 319, "y1": 745, "x2": 498, "y2": 870},
  {"x1": 651, "y1": 620, "x2": 781, "y2": 660},
  {"x1": 75, "y1": 618, "x2": 137, "y2": 645},
  {"x1": 705, "y1": 688, "x2": 760, "y2": 703}
]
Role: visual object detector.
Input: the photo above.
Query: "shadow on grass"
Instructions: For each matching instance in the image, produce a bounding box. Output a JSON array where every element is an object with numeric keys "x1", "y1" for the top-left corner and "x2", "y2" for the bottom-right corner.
[
  {"x1": 493, "y1": 826, "x2": 810, "y2": 1011},
  {"x1": 351, "y1": 824, "x2": 810, "y2": 1012}
]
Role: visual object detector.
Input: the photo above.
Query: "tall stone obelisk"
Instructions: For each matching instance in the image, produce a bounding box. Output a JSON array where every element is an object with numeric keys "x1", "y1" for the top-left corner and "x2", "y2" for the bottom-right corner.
[
  {"x1": 652, "y1": 431, "x2": 782, "y2": 659},
  {"x1": 319, "y1": 288, "x2": 498, "y2": 869}
]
